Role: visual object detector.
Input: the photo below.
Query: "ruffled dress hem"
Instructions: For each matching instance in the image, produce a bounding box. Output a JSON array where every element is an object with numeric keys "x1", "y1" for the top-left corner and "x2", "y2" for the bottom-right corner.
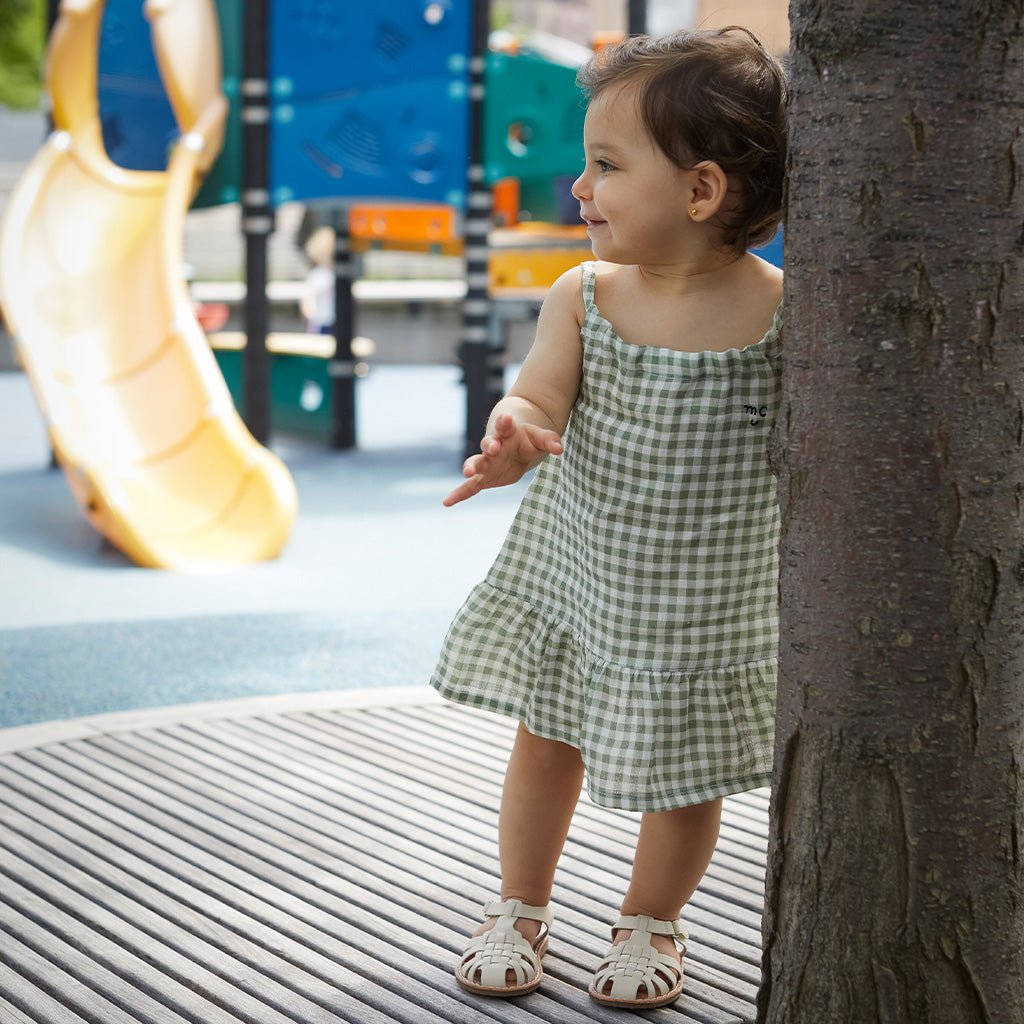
[{"x1": 430, "y1": 580, "x2": 776, "y2": 813}]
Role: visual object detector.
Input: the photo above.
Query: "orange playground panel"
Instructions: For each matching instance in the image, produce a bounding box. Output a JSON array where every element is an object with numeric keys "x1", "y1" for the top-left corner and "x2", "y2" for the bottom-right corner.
[{"x1": 348, "y1": 203, "x2": 460, "y2": 254}]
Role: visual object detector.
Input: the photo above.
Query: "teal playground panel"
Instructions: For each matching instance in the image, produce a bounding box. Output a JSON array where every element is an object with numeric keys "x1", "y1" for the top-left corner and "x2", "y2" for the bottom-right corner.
[
  {"x1": 483, "y1": 49, "x2": 585, "y2": 185},
  {"x1": 212, "y1": 346, "x2": 335, "y2": 443}
]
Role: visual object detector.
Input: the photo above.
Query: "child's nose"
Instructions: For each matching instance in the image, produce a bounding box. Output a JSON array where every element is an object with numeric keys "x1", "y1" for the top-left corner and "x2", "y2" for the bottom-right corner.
[{"x1": 571, "y1": 172, "x2": 589, "y2": 200}]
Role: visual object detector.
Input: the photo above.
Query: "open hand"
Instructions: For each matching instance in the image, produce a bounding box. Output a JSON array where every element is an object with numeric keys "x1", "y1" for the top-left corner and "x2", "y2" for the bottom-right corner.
[{"x1": 443, "y1": 413, "x2": 563, "y2": 507}]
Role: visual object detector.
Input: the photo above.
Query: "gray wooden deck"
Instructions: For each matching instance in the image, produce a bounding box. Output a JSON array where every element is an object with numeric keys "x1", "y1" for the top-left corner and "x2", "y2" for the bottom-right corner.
[{"x1": 0, "y1": 690, "x2": 768, "y2": 1023}]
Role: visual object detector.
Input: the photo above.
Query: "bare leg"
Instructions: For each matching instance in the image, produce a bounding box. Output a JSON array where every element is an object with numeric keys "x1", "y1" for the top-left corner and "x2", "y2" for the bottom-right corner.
[
  {"x1": 474, "y1": 722, "x2": 585, "y2": 944},
  {"x1": 500, "y1": 723, "x2": 585, "y2": 902},
  {"x1": 615, "y1": 799, "x2": 723, "y2": 961}
]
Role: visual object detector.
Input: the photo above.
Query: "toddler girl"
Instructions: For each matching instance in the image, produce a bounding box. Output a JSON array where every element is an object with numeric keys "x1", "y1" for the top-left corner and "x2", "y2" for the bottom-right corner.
[{"x1": 432, "y1": 26, "x2": 786, "y2": 1010}]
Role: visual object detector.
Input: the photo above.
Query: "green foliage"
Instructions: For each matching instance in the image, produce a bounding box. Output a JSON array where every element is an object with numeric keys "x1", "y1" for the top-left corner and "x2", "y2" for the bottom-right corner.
[
  {"x1": 491, "y1": 4, "x2": 515, "y2": 32},
  {"x1": 0, "y1": 0, "x2": 47, "y2": 110}
]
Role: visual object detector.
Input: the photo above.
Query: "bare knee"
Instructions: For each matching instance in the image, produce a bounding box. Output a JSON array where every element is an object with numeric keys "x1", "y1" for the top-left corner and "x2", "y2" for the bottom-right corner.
[
  {"x1": 652, "y1": 798, "x2": 723, "y2": 846},
  {"x1": 514, "y1": 722, "x2": 583, "y2": 771}
]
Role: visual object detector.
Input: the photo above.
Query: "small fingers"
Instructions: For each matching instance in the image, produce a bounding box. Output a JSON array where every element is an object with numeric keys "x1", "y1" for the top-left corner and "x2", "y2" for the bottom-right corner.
[
  {"x1": 522, "y1": 423, "x2": 564, "y2": 455},
  {"x1": 462, "y1": 452, "x2": 491, "y2": 478},
  {"x1": 480, "y1": 435, "x2": 503, "y2": 457},
  {"x1": 443, "y1": 474, "x2": 484, "y2": 507},
  {"x1": 492, "y1": 413, "x2": 516, "y2": 438},
  {"x1": 480, "y1": 416, "x2": 514, "y2": 454}
]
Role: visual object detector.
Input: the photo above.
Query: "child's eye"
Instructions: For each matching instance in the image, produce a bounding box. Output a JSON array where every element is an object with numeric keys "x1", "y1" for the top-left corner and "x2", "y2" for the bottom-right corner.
[{"x1": 596, "y1": 159, "x2": 615, "y2": 172}]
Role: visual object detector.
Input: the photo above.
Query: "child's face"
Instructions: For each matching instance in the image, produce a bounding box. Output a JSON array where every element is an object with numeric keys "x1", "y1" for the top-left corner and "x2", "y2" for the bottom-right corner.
[{"x1": 572, "y1": 82, "x2": 694, "y2": 266}]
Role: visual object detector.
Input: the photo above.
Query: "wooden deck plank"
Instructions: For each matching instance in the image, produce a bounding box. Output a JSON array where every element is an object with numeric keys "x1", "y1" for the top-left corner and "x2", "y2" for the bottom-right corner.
[
  {"x1": 304, "y1": 708, "x2": 769, "y2": 892},
  {"x1": 244, "y1": 709, "x2": 759, "y2": 1019},
  {"x1": 0, "y1": 824, "x2": 400, "y2": 1024},
  {"x1": 8, "y1": 712, "x2": 753, "y2": 1024},
  {"x1": 0, "y1": 994, "x2": 43, "y2": 1024},
  {"x1": 2, "y1": 753, "x2": 729, "y2": 1024},
  {"x1": 297, "y1": 707, "x2": 766, "y2": 983},
  {"x1": 176, "y1": 713, "x2": 763, "y2": 1011},
  {"x1": 0, "y1": 885, "x2": 308, "y2": 1024},
  {"x1": 391, "y1": 705, "x2": 770, "y2": 871},
  {"x1": 0, "y1": 901, "x2": 203, "y2": 1024},
  {"x1": 86, "y1": 725, "x2": 759, "y2": 1021},
  {"x1": 0, "y1": 768, "x2": 535, "y2": 1024},
  {"x1": 0, "y1": 997, "x2": 49, "y2": 1024},
  {"x1": 182, "y1": 713, "x2": 763, "y2": 997},
  {"x1": 0, "y1": 757, "x2": 513, "y2": 1024},
  {"x1": 0, "y1": 965, "x2": 100, "y2": 1024},
  {"x1": 215, "y1": 708, "x2": 765, "y2": 918},
  {"x1": 0, "y1": 701, "x2": 765, "y2": 1023},
  {"x1": 219, "y1": 713, "x2": 766, "y2": 949},
  {"x1": 60, "y1": 730, "x2": 751, "y2": 1024}
]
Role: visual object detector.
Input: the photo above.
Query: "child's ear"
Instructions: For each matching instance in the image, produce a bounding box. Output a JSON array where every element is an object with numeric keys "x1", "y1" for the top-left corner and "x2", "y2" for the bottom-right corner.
[{"x1": 688, "y1": 160, "x2": 729, "y2": 220}]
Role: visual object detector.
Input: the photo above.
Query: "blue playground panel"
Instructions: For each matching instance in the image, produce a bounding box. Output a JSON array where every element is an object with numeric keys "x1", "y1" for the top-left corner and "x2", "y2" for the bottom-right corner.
[
  {"x1": 269, "y1": 5, "x2": 471, "y2": 206},
  {"x1": 97, "y1": 0, "x2": 178, "y2": 171},
  {"x1": 96, "y1": 0, "x2": 241, "y2": 201},
  {"x1": 269, "y1": 2, "x2": 471, "y2": 99},
  {"x1": 92, "y1": 2, "x2": 601, "y2": 212},
  {"x1": 751, "y1": 228, "x2": 784, "y2": 268},
  {"x1": 270, "y1": 77, "x2": 469, "y2": 207}
]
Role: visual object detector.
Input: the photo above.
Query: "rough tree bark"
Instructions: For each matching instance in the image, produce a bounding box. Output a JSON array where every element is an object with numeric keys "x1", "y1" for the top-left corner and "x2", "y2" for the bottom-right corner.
[{"x1": 760, "y1": 1, "x2": 1024, "y2": 1020}]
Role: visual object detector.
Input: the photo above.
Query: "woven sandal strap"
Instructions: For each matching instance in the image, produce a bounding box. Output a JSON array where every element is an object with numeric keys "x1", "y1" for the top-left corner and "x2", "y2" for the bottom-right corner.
[
  {"x1": 612, "y1": 914, "x2": 687, "y2": 942},
  {"x1": 484, "y1": 899, "x2": 554, "y2": 925}
]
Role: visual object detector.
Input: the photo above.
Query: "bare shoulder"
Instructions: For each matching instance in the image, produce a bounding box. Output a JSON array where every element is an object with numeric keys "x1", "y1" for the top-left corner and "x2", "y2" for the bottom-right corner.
[
  {"x1": 747, "y1": 253, "x2": 783, "y2": 308},
  {"x1": 507, "y1": 264, "x2": 587, "y2": 432},
  {"x1": 542, "y1": 262, "x2": 588, "y2": 327},
  {"x1": 727, "y1": 255, "x2": 782, "y2": 342}
]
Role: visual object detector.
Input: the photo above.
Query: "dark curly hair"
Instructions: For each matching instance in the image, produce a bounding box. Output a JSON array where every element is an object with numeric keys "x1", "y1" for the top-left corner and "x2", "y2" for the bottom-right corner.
[{"x1": 577, "y1": 27, "x2": 787, "y2": 252}]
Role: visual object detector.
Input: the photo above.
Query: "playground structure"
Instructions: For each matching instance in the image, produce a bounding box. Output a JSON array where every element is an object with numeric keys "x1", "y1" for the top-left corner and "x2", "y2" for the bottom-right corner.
[
  {"x1": 0, "y1": 1, "x2": 781, "y2": 567},
  {"x1": 89, "y1": 0, "x2": 782, "y2": 451},
  {"x1": 93, "y1": 0, "x2": 597, "y2": 453},
  {"x1": 0, "y1": 0, "x2": 297, "y2": 570}
]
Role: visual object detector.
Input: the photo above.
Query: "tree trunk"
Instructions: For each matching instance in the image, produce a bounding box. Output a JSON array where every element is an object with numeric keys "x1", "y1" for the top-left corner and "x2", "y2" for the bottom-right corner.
[{"x1": 760, "y1": 2, "x2": 1024, "y2": 1020}]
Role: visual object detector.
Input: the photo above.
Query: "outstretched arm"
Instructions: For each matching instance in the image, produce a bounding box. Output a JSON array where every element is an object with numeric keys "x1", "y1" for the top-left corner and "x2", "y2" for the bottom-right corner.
[{"x1": 443, "y1": 266, "x2": 586, "y2": 507}]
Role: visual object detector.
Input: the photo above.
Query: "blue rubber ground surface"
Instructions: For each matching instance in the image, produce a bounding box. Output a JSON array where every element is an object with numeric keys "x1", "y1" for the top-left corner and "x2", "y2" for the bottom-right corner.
[{"x1": 0, "y1": 366, "x2": 527, "y2": 727}]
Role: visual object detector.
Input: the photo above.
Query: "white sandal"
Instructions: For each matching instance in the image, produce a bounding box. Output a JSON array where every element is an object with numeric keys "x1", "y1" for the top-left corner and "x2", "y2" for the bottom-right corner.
[
  {"x1": 588, "y1": 914, "x2": 687, "y2": 1008},
  {"x1": 456, "y1": 899, "x2": 553, "y2": 997}
]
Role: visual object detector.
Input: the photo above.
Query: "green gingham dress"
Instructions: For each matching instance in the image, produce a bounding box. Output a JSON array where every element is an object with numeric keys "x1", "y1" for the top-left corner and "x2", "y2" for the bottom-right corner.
[{"x1": 432, "y1": 262, "x2": 782, "y2": 812}]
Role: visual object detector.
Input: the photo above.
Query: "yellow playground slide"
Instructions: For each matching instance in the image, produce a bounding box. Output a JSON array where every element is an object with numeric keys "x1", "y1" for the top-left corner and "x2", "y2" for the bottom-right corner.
[{"x1": 0, "y1": 0, "x2": 297, "y2": 570}]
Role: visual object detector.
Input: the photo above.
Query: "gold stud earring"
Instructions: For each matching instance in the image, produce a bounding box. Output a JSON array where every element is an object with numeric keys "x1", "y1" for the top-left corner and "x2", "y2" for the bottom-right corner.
[{"x1": 690, "y1": 208, "x2": 698, "y2": 217}]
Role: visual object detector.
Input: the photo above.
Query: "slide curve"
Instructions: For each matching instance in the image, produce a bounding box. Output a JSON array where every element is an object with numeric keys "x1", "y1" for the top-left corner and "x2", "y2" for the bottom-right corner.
[{"x1": 0, "y1": 0, "x2": 297, "y2": 570}]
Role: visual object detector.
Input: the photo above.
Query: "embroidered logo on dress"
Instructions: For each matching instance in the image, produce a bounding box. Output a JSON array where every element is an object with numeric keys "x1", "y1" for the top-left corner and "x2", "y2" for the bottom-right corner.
[{"x1": 743, "y1": 404, "x2": 769, "y2": 426}]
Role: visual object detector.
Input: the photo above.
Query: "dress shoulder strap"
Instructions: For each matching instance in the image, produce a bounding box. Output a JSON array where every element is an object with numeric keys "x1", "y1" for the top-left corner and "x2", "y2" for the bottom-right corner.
[{"x1": 580, "y1": 261, "x2": 597, "y2": 312}]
